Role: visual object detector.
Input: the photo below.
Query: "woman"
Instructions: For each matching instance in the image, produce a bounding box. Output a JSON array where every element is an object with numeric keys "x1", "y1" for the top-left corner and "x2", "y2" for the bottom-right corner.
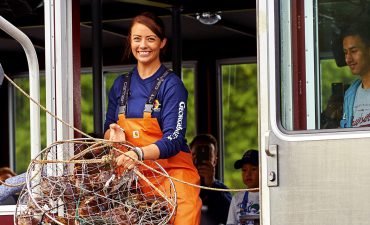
[{"x1": 103, "y1": 12, "x2": 201, "y2": 225}]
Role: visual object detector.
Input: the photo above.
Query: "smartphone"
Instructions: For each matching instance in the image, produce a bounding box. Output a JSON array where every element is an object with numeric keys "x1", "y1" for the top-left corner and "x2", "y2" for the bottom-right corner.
[{"x1": 195, "y1": 144, "x2": 210, "y2": 166}]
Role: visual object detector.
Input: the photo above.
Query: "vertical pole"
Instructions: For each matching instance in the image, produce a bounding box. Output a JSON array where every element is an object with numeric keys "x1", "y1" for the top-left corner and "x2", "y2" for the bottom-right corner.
[
  {"x1": 72, "y1": 1, "x2": 81, "y2": 138},
  {"x1": 292, "y1": 0, "x2": 307, "y2": 130},
  {"x1": 171, "y1": 7, "x2": 182, "y2": 77},
  {"x1": 92, "y1": 0, "x2": 103, "y2": 136},
  {"x1": 45, "y1": 0, "x2": 74, "y2": 164}
]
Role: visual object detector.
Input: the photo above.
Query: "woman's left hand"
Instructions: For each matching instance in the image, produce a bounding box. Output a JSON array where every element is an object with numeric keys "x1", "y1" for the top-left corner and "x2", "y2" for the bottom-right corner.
[
  {"x1": 116, "y1": 150, "x2": 139, "y2": 171},
  {"x1": 109, "y1": 123, "x2": 126, "y2": 142}
]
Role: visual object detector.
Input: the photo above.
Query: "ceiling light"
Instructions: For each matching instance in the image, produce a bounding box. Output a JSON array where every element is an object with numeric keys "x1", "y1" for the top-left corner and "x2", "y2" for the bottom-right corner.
[{"x1": 196, "y1": 12, "x2": 221, "y2": 25}]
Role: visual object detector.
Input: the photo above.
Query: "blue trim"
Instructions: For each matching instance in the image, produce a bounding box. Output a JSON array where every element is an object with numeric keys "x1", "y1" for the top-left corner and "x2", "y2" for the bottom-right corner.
[
  {"x1": 340, "y1": 79, "x2": 361, "y2": 128},
  {"x1": 241, "y1": 191, "x2": 249, "y2": 210}
]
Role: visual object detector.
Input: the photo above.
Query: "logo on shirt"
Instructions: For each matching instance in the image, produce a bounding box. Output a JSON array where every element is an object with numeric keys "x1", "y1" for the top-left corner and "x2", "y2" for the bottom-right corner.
[
  {"x1": 153, "y1": 99, "x2": 161, "y2": 112},
  {"x1": 133, "y1": 130, "x2": 140, "y2": 138},
  {"x1": 167, "y1": 102, "x2": 185, "y2": 141}
]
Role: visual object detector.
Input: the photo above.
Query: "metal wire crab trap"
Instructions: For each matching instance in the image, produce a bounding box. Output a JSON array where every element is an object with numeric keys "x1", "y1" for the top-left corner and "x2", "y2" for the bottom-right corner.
[{"x1": 14, "y1": 139, "x2": 177, "y2": 225}]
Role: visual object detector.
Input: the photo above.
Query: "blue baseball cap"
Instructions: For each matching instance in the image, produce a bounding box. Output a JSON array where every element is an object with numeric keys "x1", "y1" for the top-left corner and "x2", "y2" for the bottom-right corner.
[{"x1": 234, "y1": 149, "x2": 259, "y2": 169}]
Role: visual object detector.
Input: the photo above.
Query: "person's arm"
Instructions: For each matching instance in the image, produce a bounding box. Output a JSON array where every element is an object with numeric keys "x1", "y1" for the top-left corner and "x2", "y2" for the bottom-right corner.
[
  {"x1": 115, "y1": 144, "x2": 161, "y2": 170},
  {"x1": 154, "y1": 79, "x2": 189, "y2": 158},
  {"x1": 0, "y1": 173, "x2": 26, "y2": 204}
]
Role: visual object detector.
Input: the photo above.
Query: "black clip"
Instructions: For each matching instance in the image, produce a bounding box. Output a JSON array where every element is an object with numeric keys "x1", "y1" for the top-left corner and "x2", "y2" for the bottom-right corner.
[{"x1": 0, "y1": 63, "x2": 4, "y2": 86}]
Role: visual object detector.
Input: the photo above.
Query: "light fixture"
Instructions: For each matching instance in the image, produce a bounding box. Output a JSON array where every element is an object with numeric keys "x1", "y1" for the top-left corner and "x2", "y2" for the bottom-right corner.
[{"x1": 196, "y1": 12, "x2": 221, "y2": 25}]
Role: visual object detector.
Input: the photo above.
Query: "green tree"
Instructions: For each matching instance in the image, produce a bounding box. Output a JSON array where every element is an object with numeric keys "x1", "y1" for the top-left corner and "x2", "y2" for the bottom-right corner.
[
  {"x1": 80, "y1": 74, "x2": 94, "y2": 134},
  {"x1": 182, "y1": 68, "x2": 196, "y2": 142}
]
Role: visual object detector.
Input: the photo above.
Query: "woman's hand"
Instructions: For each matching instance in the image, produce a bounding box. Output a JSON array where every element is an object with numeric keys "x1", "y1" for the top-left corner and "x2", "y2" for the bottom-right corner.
[
  {"x1": 109, "y1": 123, "x2": 126, "y2": 142},
  {"x1": 116, "y1": 150, "x2": 139, "y2": 171}
]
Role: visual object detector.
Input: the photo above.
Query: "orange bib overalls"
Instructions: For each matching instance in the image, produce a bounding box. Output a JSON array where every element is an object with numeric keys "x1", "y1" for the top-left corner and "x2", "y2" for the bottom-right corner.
[{"x1": 116, "y1": 69, "x2": 201, "y2": 225}]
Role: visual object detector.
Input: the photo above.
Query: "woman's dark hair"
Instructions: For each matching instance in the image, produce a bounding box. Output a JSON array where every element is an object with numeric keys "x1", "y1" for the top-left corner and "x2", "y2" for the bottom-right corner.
[{"x1": 123, "y1": 12, "x2": 167, "y2": 60}]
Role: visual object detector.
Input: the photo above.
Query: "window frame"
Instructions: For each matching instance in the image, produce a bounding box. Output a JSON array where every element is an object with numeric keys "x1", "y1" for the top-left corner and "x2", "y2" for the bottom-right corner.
[
  {"x1": 272, "y1": 0, "x2": 370, "y2": 141},
  {"x1": 217, "y1": 57, "x2": 257, "y2": 185}
]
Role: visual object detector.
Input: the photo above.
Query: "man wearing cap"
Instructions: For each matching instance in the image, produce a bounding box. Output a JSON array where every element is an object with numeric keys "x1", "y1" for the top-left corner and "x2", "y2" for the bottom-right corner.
[{"x1": 226, "y1": 149, "x2": 260, "y2": 225}]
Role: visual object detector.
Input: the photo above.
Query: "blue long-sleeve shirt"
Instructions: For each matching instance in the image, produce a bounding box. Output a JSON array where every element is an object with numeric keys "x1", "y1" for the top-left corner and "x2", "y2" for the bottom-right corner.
[
  {"x1": 104, "y1": 65, "x2": 190, "y2": 158},
  {"x1": 0, "y1": 173, "x2": 25, "y2": 204}
]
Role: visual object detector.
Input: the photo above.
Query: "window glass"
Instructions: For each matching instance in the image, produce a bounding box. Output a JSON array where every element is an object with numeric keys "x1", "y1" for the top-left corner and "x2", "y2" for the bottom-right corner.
[
  {"x1": 79, "y1": 72, "x2": 119, "y2": 136},
  {"x1": 181, "y1": 67, "x2": 196, "y2": 141},
  {"x1": 221, "y1": 63, "x2": 258, "y2": 188},
  {"x1": 80, "y1": 74, "x2": 94, "y2": 134},
  {"x1": 320, "y1": 59, "x2": 354, "y2": 129},
  {"x1": 279, "y1": 0, "x2": 369, "y2": 131}
]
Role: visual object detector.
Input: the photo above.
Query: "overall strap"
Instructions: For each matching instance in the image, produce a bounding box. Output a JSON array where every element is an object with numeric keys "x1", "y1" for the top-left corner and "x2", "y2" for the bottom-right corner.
[
  {"x1": 241, "y1": 191, "x2": 249, "y2": 210},
  {"x1": 118, "y1": 71, "x2": 133, "y2": 115},
  {"x1": 143, "y1": 68, "x2": 172, "y2": 116}
]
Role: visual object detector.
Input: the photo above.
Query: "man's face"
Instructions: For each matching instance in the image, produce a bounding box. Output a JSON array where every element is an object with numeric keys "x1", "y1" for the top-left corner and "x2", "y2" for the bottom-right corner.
[
  {"x1": 191, "y1": 142, "x2": 217, "y2": 166},
  {"x1": 343, "y1": 35, "x2": 370, "y2": 77}
]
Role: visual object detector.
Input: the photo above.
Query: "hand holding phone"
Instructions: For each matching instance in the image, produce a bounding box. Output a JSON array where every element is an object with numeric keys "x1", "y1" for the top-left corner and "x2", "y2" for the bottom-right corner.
[{"x1": 195, "y1": 144, "x2": 210, "y2": 166}]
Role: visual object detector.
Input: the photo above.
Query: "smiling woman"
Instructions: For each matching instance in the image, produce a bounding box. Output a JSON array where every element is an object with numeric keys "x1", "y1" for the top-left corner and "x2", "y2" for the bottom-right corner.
[
  {"x1": 0, "y1": 1, "x2": 259, "y2": 224},
  {"x1": 103, "y1": 12, "x2": 202, "y2": 225}
]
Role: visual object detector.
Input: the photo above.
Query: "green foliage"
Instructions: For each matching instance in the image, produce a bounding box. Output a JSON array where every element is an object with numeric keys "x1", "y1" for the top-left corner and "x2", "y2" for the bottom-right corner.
[
  {"x1": 80, "y1": 72, "x2": 120, "y2": 135},
  {"x1": 105, "y1": 73, "x2": 120, "y2": 110},
  {"x1": 181, "y1": 68, "x2": 196, "y2": 142},
  {"x1": 80, "y1": 74, "x2": 94, "y2": 134}
]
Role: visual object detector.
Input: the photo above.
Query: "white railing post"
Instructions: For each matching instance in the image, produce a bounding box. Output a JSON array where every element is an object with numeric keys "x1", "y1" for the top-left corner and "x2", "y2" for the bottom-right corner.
[{"x1": 0, "y1": 16, "x2": 41, "y2": 160}]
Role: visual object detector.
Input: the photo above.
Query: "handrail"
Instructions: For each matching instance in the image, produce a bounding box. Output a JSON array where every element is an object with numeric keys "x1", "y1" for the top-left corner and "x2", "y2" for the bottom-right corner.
[{"x1": 0, "y1": 16, "x2": 41, "y2": 160}]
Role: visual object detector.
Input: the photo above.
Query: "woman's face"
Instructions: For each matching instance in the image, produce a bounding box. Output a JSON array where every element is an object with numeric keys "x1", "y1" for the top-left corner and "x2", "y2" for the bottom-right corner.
[{"x1": 130, "y1": 23, "x2": 166, "y2": 66}]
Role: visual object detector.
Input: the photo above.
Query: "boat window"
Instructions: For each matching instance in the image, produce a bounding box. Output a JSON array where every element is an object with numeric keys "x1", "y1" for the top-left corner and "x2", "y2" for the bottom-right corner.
[
  {"x1": 279, "y1": 0, "x2": 369, "y2": 131},
  {"x1": 220, "y1": 61, "x2": 258, "y2": 188}
]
